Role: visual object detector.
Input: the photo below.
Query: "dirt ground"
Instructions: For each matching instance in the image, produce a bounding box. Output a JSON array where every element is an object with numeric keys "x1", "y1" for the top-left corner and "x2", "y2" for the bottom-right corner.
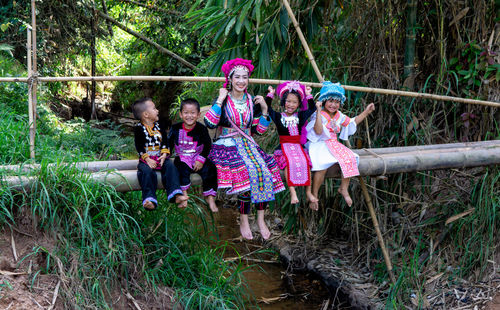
[{"x1": 0, "y1": 226, "x2": 62, "y2": 310}]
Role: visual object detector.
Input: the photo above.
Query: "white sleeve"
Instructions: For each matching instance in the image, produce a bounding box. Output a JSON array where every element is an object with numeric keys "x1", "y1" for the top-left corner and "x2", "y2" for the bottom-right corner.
[
  {"x1": 338, "y1": 112, "x2": 357, "y2": 141},
  {"x1": 306, "y1": 112, "x2": 331, "y2": 142}
]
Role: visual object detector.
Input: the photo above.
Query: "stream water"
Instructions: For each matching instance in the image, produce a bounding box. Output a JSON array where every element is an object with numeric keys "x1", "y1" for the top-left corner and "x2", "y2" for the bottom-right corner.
[{"x1": 213, "y1": 206, "x2": 331, "y2": 309}]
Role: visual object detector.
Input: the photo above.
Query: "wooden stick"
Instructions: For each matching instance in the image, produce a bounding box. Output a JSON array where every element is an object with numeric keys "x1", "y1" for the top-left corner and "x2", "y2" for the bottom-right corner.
[
  {"x1": 31, "y1": 0, "x2": 38, "y2": 160},
  {"x1": 0, "y1": 75, "x2": 498, "y2": 107},
  {"x1": 125, "y1": 292, "x2": 143, "y2": 310},
  {"x1": 359, "y1": 177, "x2": 396, "y2": 284},
  {"x1": 10, "y1": 228, "x2": 18, "y2": 262},
  {"x1": 118, "y1": 0, "x2": 177, "y2": 14},
  {"x1": 282, "y1": 0, "x2": 324, "y2": 82},
  {"x1": 47, "y1": 280, "x2": 61, "y2": 310},
  {"x1": 93, "y1": 8, "x2": 197, "y2": 70},
  {"x1": 27, "y1": 27, "x2": 35, "y2": 159},
  {"x1": 282, "y1": 0, "x2": 396, "y2": 284}
]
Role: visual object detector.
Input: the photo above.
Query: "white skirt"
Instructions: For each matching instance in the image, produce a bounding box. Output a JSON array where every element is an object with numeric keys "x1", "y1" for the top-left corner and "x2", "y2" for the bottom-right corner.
[{"x1": 307, "y1": 141, "x2": 360, "y2": 171}]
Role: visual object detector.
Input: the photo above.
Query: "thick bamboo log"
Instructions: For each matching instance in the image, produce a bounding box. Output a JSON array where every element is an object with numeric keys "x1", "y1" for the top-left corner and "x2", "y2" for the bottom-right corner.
[
  {"x1": 3, "y1": 142, "x2": 499, "y2": 190},
  {"x1": 2, "y1": 141, "x2": 499, "y2": 174},
  {"x1": 0, "y1": 75, "x2": 498, "y2": 107},
  {"x1": 2, "y1": 171, "x2": 201, "y2": 193}
]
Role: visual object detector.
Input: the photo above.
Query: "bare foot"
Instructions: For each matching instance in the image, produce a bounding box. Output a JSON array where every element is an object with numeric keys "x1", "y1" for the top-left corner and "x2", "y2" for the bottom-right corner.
[
  {"x1": 257, "y1": 219, "x2": 271, "y2": 240},
  {"x1": 205, "y1": 196, "x2": 219, "y2": 212},
  {"x1": 338, "y1": 187, "x2": 353, "y2": 207},
  {"x1": 306, "y1": 192, "x2": 319, "y2": 203},
  {"x1": 143, "y1": 200, "x2": 156, "y2": 210},
  {"x1": 175, "y1": 194, "x2": 189, "y2": 208},
  {"x1": 308, "y1": 200, "x2": 319, "y2": 211},
  {"x1": 240, "y1": 215, "x2": 253, "y2": 240}
]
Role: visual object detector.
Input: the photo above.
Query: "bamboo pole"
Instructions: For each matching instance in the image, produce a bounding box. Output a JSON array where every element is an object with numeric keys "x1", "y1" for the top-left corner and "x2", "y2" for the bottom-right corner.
[
  {"x1": 281, "y1": 0, "x2": 324, "y2": 82},
  {"x1": 30, "y1": 0, "x2": 37, "y2": 160},
  {"x1": 3, "y1": 142, "x2": 499, "y2": 175},
  {"x1": 282, "y1": 0, "x2": 397, "y2": 284},
  {"x1": 0, "y1": 75, "x2": 498, "y2": 107},
  {"x1": 27, "y1": 27, "x2": 34, "y2": 159},
  {"x1": 359, "y1": 178, "x2": 397, "y2": 284}
]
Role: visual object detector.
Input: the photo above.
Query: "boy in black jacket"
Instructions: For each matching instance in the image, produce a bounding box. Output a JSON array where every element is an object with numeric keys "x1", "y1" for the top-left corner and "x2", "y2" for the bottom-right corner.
[{"x1": 169, "y1": 98, "x2": 218, "y2": 212}]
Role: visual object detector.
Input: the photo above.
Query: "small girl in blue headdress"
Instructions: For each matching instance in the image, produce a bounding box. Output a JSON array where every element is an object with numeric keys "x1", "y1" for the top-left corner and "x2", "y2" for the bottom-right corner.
[{"x1": 306, "y1": 82, "x2": 375, "y2": 209}]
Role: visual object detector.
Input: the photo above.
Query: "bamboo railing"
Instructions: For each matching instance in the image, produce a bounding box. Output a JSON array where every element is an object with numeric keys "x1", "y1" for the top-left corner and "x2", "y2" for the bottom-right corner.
[{"x1": 1, "y1": 75, "x2": 497, "y2": 108}]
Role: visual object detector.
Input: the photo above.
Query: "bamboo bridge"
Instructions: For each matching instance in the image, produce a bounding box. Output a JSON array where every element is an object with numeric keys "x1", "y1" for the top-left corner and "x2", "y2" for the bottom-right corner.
[{"x1": 3, "y1": 140, "x2": 499, "y2": 192}]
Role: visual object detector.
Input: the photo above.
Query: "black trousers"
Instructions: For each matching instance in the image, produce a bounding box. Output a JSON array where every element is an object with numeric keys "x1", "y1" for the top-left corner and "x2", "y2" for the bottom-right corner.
[
  {"x1": 174, "y1": 157, "x2": 218, "y2": 196},
  {"x1": 137, "y1": 160, "x2": 183, "y2": 205},
  {"x1": 237, "y1": 192, "x2": 267, "y2": 214}
]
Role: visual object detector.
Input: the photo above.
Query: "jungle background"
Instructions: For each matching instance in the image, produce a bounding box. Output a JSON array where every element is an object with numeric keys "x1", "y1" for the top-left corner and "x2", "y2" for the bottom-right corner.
[{"x1": 0, "y1": 0, "x2": 499, "y2": 309}]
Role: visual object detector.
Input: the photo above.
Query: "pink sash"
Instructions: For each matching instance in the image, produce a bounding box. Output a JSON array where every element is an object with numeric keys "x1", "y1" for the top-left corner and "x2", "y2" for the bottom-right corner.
[
  {"x1": 321, "y1": 111, "x2": 359, "y2": 178},
  {"x1": 280, "y1": 136, "x2": 311, "y2": 186}
]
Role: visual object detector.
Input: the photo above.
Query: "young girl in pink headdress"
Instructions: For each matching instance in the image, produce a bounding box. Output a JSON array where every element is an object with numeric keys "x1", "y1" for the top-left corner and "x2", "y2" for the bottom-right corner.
[
  {"x1": 265, "y1": 81, "x2": 318, "y2": 207},
  {"x1": 204, "y1": 58, "x2": 285, "y2": 240},
  {"x1": 307, "y1": 82, "x2": 375, "y2": 209}
]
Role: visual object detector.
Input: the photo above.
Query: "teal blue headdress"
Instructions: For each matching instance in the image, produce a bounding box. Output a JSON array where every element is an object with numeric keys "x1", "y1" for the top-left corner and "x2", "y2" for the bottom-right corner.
[{"x1": 318, "y1": 81, "x2": 346, "y2": 105}]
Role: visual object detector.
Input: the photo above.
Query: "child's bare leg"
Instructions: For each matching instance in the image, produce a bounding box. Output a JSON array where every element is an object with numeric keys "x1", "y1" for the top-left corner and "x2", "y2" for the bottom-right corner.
[
  {"x1": 338, "y1": 177, "x2": 353, "y2": 207},
  {"x1": 240, "y1": 214, "x2": 253, "y2": 240},
  {"x1": 175, "y1": 194, "x2": 189, "y2": 208},
  {"x1": 310, "y1": 170, "x2": 326, "y2": 210},
  {"x1": 284, "y1": 167, "x2": 299, "y2": 204},
  {"x1": 306, "y1": 185, "x2": 318, "y2": 204},
  {"x1": 257, "y1": 210, "x2": 270, "y2": 240},
  {"x1": 289, "y1": 186, "x2": 299, "y2": 204},
  {"x1": 204, "y1": 195, "x2": 218, "y2": 212}
]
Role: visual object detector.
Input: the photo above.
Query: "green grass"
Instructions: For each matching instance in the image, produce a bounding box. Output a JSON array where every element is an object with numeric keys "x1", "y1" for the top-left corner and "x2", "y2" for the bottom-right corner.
[{"x1": 0, "y1": 162, "x2": 249, "y2": 309}]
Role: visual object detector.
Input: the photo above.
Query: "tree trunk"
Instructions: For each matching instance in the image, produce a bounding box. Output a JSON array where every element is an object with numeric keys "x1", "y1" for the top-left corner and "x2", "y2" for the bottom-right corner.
[{"x1": 403, "y1": 0, "x2": 417, "y2": 89}]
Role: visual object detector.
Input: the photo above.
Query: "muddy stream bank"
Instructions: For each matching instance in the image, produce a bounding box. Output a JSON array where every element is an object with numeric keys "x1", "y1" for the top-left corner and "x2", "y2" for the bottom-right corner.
[{"x1": 212, "y1": 205, "x2": 358, "y2": 309}]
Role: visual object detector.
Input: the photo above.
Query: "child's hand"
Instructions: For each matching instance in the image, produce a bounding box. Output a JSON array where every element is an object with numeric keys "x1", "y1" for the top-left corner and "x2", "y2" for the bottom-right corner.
[
  {"x1": 158, "y1": 154, "x2": 167, "y2": 167},
  {"x1": 267, "y1": 86, "x2": 275, "y2": 96},
  {"x1": 145, "y1": 157, "x2": 157, "y2": 169},
  {"x1": 365, "y1": 103, "x2": 375, "y2": 114},
  {"x1": 193, "y1": 161, "x2": 204, "y2": 172},
  {"x1": 315, "y1": 101, "x2": 322, "y2": 111},
  {"x1": 305, "y1": 86, "x2": 312, "y2": 96},
  {"x1": 218, "y1": 88, "x2": 228, "y2": 103},
  {"x1": 254, "y1": 95, "x2": 268, "y2": 114}
]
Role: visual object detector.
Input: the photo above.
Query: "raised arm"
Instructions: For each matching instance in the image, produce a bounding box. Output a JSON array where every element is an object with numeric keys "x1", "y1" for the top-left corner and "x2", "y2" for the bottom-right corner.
[
  {"x1": 265, "y1": 86, "x2": 280, "y2": 122},
  {"x1": 354, "y1": 103, "x2": 375, "y2": 125},
  {"x1": 204, "y1": 88, "x2": 228, "y2": 128},
  {"x1": 252, "y1": 94, "x2": 271, "y2": 135},
  {"x1": 313, "y1": 101, "x2": 324, "y2": 135}
]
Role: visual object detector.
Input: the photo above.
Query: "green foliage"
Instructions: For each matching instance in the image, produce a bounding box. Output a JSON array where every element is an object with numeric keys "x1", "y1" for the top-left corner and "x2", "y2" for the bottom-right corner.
[
  {"x1": 0, "y1": 164, "x2": 249, "y2": 309},
  {"x1": 452, "y1": 169, "x2": 499, "y2": 277},
  {"x1": 0, "y1": 109, "x2": 29, "y2": 163},
  {"x1": 187, "y1": 0, "x2": 331, "y2": 83},
  {"x1": 0, "y1": 279, "x2": 13, "y2": 298},
  {"x1": 446, "y1": 41, "x2": 500, "y2": 98}
]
